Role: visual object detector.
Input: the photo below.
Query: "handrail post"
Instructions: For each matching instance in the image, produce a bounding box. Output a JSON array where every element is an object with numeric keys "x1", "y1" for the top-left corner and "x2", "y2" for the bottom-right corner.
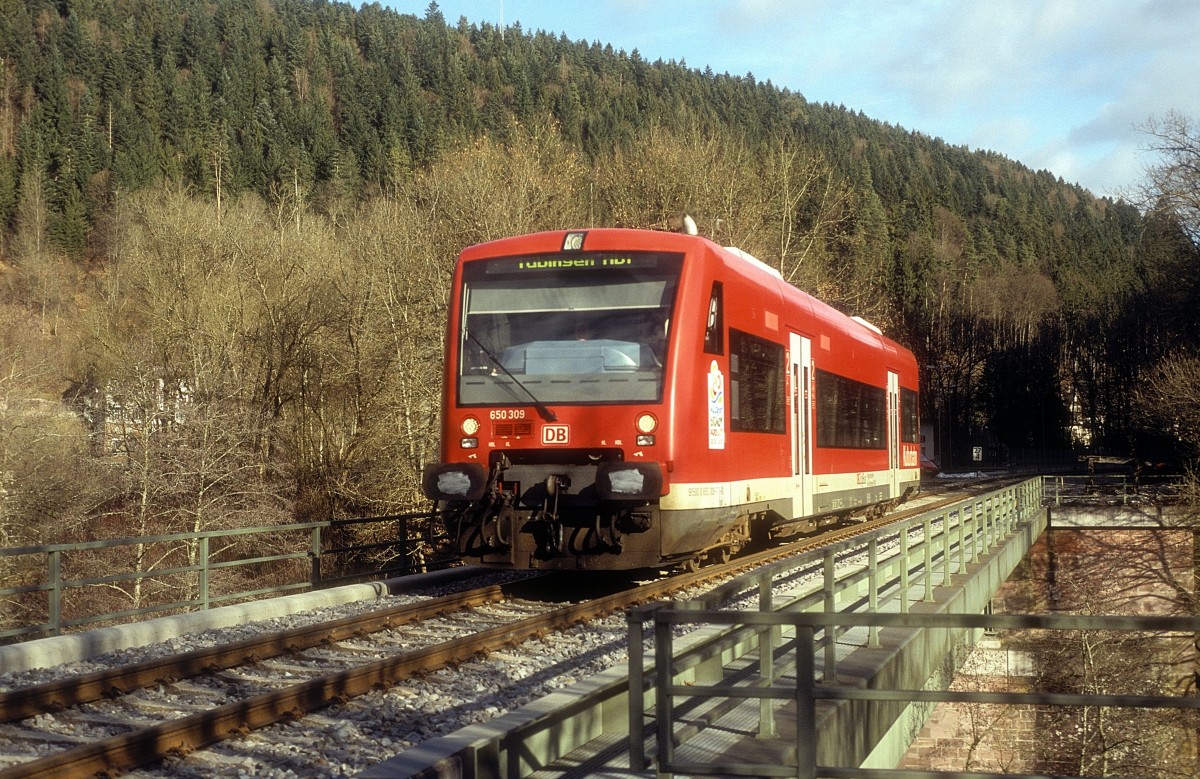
[
  {"x1": 198, "y1": 535, "x2": 210, "y2": 610},
  {"x1": 796, "y1": 625, "x2": 817, "y2": 779},
  {"x1": 977, "y1": 501, "x2": 984, "y2": 559},
  {"x1": 970, "y1": 502, "x2": 980, "y2": 564},
  {"x1": 655, "y1": 613, "x2": 675, "y2": 777},
  {"x1": 311, "y1": 525, "x2": 323, "y2": 588},
  {"x1": 957, "y1": 508, "x2": 967, "y2": 575},
  {"x1": 941, "y1": 510, "x2": 952, "y2": 587},
  {"x1": 868, "y1": 538, "x2": 879, "y2": 646},
  {"x1": 923, "y1": 515, "x2": 934, "y2": 602},
  {"x1": 823, "y1": 553, "x2": 837, "y2": 680},
  {"x1": 758, "y1": 575, "x2": 777, "y2": 737},
  {"x1": 48, "y1": 549, "x2": 62, "y2": 636},
  {"x1": 627, "y1": 608, "x2": 647, "y2": 770},
  {"x1": 399, "y1": 514, "x2": 413, "y2": 573}
]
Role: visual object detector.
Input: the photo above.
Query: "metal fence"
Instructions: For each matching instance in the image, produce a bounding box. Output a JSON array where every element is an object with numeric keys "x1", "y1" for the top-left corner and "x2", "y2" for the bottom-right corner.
[
  {"x1": 631, "y1": 476, "x2": 1198, "y2": 778},
  {"x1": 628, "y1": 477, "x2": 1046, "y2": 774},
  {"x1": 1043, "y1": 473, "x2": 1185, "y2": 505},
  {"x1": 650, "y1": 609, "x2": 1200, "y2": 779},
  {"x1": 0, "y1": 512, "x2": 451, "y2": 642}
]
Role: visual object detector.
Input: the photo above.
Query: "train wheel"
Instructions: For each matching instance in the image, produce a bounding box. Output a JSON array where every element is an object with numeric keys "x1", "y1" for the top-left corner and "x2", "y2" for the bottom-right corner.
[
  {"x1": 708, "y1": 546, "x2": 731, "y2": 565},
  {"x1": 682, "y1": 557, "x2": 701, "y2": 574}
]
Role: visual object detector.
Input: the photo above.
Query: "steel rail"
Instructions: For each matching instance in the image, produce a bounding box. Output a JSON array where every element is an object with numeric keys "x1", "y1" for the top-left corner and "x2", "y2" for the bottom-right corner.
[
  {"x1": 0, "y1": 566, "x2": 724, "y2": 779},
  {"x1": 0, "y1": 583, "x2": 511, "y2": 723}
]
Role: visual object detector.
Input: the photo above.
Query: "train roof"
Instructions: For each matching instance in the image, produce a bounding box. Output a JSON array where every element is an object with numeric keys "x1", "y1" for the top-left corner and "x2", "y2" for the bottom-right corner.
[
  {"x1": 705, "y1": 241, "x2": 915, "y2": 371},
  {"x1": 458, "y1": 228, "x2": 916, "y2": 372}
]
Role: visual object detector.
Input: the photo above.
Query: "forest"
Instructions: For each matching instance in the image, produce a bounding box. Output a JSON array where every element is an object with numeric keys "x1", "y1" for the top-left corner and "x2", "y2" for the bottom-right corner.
[{"x1": 0, "y1": 0, "x2": 1198, "y2": 559}]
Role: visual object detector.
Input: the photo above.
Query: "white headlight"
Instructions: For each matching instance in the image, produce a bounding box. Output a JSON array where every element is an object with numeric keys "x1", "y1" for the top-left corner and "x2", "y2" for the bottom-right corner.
[
  {"x1": 608, "y1": 469, "x2": 646, "y2": 493},
  {"x1": 437, "y1": 471, "x2": 474, "y2": 497}
]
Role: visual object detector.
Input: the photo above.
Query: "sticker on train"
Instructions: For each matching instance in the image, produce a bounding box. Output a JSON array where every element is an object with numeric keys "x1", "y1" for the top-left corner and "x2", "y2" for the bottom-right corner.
[{"x1": 708, "y1": 360, "x2": 725, "y2": 450}]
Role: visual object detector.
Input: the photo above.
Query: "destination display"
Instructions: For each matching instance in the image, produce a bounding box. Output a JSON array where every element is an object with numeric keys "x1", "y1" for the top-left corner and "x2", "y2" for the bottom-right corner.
[{"x1": 483, "y1": 253, "x2": 666, "y2": 274}]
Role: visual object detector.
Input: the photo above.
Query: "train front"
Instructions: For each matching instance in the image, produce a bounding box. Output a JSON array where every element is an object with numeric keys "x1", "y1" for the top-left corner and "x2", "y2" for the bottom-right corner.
[{"x1": 422, "y1": 230, "x2": 683, "y2": 571}]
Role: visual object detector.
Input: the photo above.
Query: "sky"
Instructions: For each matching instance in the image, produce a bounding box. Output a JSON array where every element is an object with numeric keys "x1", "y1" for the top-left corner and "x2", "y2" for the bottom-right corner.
[{"x1": 382, "y1": 0, "x2": 1200, "y2": 200}]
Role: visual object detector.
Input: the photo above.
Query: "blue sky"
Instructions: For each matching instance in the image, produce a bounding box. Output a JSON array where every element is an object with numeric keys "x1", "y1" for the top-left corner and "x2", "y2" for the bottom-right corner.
[{"x1": 384, "y1": 1, "x2": 1200, "y2": 199}]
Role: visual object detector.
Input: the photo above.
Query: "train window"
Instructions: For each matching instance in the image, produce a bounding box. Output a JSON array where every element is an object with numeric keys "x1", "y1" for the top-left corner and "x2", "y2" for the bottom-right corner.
[
  {"x1": 729, "y1": 329, "x2": 785, "y2": 434},
  {"x1": 703, "y1": 282, "x2": 723, "y2": 355},
  {"x1": 901, "y1": 387, "x2": 920, "y2": 443},
  {"x1": 457, "y1": 252, "x2": 682, "y2": 405},
  {"x1": 814, "y1": 369, "x2": 887, "y2": 449}
]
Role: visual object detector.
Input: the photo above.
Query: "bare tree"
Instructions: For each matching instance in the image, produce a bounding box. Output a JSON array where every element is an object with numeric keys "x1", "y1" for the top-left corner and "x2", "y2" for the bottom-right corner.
[
  {"x1": 1136, "y1": 354, "x2": 1200, "y2": 461},
  {"x1": 765, "y1": 140, "x2": 855, "y2": 297},
  {"x1": 592, "y1": 119, "x2": 767, "y2": 245},
  {"x1": 69, "y1": 186, "x2": 300, "y2": 610},
  {"x1": 412, "y1": 118, "x2": 588, "y2": 248},
  {"x1": 0, "y1": 353, "x2": 108, "y2": 632},
  {"x1": 969, "y1": 263, "x2": 1061, "y2": 346},
  {"x1": 1138, "y1": 111, "x2": 1200, "y2": 245},
  {"x1": 336, "y1": 199, "x2": 446, "y2": 513},
  {"x1": 592, "y1": 122, "x2": 879, "y2": 326}
]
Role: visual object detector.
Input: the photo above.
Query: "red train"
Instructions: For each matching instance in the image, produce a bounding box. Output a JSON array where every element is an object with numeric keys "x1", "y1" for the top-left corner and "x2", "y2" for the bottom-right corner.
[{"x1": 423, "y1": 227, "x2": 921, "y2": 571}]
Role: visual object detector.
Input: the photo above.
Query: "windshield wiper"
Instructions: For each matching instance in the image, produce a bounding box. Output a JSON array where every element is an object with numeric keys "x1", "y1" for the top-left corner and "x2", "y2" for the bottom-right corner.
[{"x1": 467, "y1": 332, "x2": 558, "y2": 422}]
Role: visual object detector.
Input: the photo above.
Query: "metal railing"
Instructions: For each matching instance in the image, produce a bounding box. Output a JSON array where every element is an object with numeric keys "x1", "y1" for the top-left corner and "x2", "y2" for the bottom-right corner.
[
  {"x1": 651, "y1": 609, "x2": 1200, "y2": 779},
  {"x1": 0, "y1": 512, "x2": 451, "y2": 641},
  {"x1": 628, "y1": 477, "x2": 1046, "y2": 774},
  {"x1": 1043, "y1": 473, "x2": 1184, "y2": 505}
]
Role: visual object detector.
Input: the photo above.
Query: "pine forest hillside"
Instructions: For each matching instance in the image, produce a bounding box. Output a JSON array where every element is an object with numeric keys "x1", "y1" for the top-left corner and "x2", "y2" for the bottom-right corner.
[{"x1": 0, "y1": 0, "x2": 1197, "y2": 552}]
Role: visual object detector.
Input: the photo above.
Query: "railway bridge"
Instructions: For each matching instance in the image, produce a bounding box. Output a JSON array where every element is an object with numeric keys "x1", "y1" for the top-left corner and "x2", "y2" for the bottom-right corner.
[{"x1": 373, "y1": 475, "x2": 1198, "y2": 778}]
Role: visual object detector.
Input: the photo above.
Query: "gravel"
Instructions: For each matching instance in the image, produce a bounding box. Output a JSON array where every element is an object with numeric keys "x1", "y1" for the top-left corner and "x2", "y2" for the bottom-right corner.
[{"x1": 0, "y1": 569, "x2": 635, "y2": 778}]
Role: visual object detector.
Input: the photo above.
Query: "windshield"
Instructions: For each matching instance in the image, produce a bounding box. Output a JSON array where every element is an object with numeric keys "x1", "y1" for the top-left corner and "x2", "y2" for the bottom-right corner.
[{"x1": 458, "y1": 252, "x2": 683, "y2": 405}]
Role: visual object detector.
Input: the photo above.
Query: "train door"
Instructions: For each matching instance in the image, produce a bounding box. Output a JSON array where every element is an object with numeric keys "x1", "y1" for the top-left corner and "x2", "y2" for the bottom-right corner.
[
  {"x1": 887, "y1": 371, "x2": 900, "y2": 495},
  {"x1": 789, "y1": 333, "x2": 812, "y2": 517}
]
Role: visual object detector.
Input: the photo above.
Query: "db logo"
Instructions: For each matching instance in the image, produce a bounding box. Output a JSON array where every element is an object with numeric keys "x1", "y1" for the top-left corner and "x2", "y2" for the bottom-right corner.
[{"x1": 541, "y1": 424, "x2": 570, "y2": 445}]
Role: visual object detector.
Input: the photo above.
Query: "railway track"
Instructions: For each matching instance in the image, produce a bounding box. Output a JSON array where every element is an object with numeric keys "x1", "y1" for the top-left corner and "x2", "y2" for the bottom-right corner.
[
  {"x1": 0, "y1": 566, "x2": 736, "y2": 777},
  {"x1": 0, "y1": 478, "x2": 1001, "y2": 779}
]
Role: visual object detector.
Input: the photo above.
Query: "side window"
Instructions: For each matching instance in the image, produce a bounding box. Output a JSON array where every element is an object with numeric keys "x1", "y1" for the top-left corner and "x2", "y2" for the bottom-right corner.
[
  {"x1": 815, "y1": 369, "x2": 887, "y2": 449},
  {"x1": 703, "y1": 282, "x2": 724, "y2": 355},
  {"x1": 729, "y1": 328, "x2": 786, "y2": 434},
  {"x1": 901, "y1": 387, "x2": 920, "y2": 443}
]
